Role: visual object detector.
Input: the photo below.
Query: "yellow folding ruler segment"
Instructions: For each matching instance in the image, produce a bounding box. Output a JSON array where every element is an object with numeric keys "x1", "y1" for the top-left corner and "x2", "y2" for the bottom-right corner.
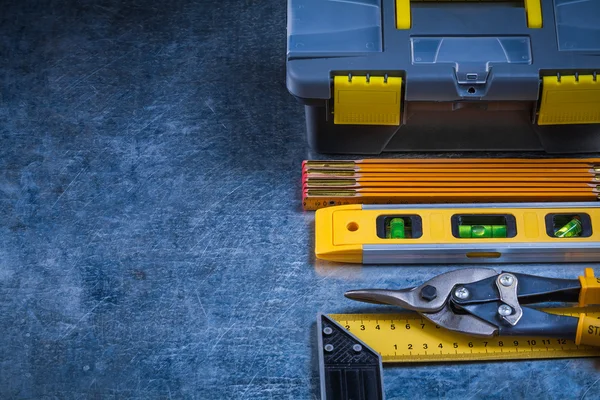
[{"x1": 330, "y1": 307, "x2": 600, "y2": 362}]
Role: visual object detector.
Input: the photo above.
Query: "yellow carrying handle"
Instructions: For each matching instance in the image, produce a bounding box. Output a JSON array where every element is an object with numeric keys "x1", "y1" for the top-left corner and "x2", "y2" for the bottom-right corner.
[
  {"x1": 578, "y1": 268, "x2": 600, "y2": 307},
  {"x1": 576, "y1": 314, "x2": 600, "y2": 346}
]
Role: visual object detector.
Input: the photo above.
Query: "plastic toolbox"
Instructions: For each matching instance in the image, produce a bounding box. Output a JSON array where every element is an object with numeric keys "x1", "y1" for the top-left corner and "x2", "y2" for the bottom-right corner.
[{"x1": 286, "y1": 0, "x2": 600, "y2": 154}]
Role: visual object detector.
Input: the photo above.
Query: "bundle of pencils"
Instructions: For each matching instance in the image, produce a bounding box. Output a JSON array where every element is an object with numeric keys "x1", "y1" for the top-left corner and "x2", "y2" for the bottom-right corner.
[{"x1": 302, "y1": 158, "x2": 600, "y2": 210}]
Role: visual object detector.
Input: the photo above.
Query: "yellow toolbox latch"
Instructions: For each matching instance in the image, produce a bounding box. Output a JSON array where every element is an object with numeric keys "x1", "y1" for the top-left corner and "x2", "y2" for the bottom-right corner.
[
  {"x1": 538, "y1": 74, "x2": 600, "y2": 125},
  {"x1": 333, "y1": 75, "x2": 403, "y2": 126}
]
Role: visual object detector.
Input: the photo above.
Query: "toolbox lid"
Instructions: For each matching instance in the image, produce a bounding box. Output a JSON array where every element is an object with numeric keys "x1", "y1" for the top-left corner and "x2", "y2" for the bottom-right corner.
[{"x1": 286, "y1": 0, "x2": 600, "y2": 102}]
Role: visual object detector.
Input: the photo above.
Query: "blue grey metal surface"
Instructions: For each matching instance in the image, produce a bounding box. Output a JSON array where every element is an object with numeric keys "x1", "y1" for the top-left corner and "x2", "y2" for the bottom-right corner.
[{"x1": 1, "y1": 0, "x2": 599, "y2": 399}]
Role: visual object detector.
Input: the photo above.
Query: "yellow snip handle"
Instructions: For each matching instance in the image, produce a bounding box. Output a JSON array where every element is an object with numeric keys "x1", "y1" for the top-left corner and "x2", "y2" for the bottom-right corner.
[
  {"x1": 578, "y1": 268, "x2": 600, "y2": 307},
  {"x1": 575, "y1": 269, "x2": 600, "y2": 346},
  {"x1": 576, "y1": 314, "x2": 600, "y2": 346}
]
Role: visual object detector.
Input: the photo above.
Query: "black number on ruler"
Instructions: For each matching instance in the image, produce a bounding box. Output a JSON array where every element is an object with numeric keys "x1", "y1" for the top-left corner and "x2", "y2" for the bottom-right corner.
[
  {"x1": 345, "y1": 325, "x2": 350, "y2": 330},
  {"x1": 483, "y1": 342, "x2": 488, "y2": 347},
  {"x1": 438, "y1": 343, "x2": 443, "y2": 349},
  {"x1": 408, "y1": 344, "x2": 413, "y2": 350},
  {"x1": 420, "y1": 324, "x2": 425, "y2": 329},
  {"x1": 423, "y1": 344, "x2": 428, "y2": 349},
  {"x1": 394, "y1": 344, "x2": 397, "y2": 350},
  {"x1": 375, "y1": 325, "x2": 380, "y2": 330},
  {"x1": 542, "y1": 339, "x2": 551, "y2": 345},
  {"x1": 557, "y1": 339, "x2": 566, "y2": 345},
  {"x1": 468, "y1": 342, "x2": 474, "y2": 348},
  {"x1": 405, "y1": 324, "x2": 411, "y2": 330},
  {"x1": 360, "y1": 325, "x2": 365, "y2": 331},
  {"x1": 498, "y1": 341, "x2": 504, "y2": 347},
  {"x1": 527, "y1": 340, "x2": 536, "y2": 346},
  {"x1": 391, "y1": 324, "x2": 396, "y2": 330},
  {"x1": 453, "y1": 343, "x2": 458, "y2": 348},
  {"x1": 513, "y1": 341, "x2": 519, "y2": 346}
]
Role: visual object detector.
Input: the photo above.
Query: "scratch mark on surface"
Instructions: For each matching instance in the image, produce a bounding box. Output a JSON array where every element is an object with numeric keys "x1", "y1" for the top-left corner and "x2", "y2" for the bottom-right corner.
[
  {"x1": 94, "y1": 3, "x2": 124, "y2": 16},
  {"x1": 204, "y1": 100, "x2": 216, "y2": 114},
  {"x1": 247, "y1": 293, "x2": 307, "y2": 374},
  {"x1": 59, "y1": 296, "x2": 111, "y2": 339},
  {"x1": 27, "y1": 309, "x2": 50, "y2": 333},
  {"x1": 187, "y1": 235, "x2": 214, "y2": 256},
  {"x1": 581, "y1": 377, "x2": 600, "y2": 399},
  {"x1": 490, "y1": 383, "x2": 510, "y2": 396},
  {"x1": 129, "y1": 108, "x2": 168, "y2": 137},
  {"x1": 466, "y1": 388, "x2": 484, "y2": 400},
  {"x1": 561, "y1": 360, "x2": 573, "y2": 371},
  {"x1": 195, "y1": 290, "x2": 208, "y2": 319},
  {"x1": 206, "y1": 178, "x2": 249, "y2": 210},
  {"x1": 60, "y1": 50, "x2": 136, "y2": 93},
  {"x1": 52, "y1": 167, "x2": 88, "y2": 209},
  {"x1": 204, "y1": 99, "x2": 227, "y2": 128},
  {"x1": 210, "y1": 323, "x2": 235, "y2": 353},
  {"x1": 47, "y1": 53, "x2": 78, "y2": 81},
  {"x1": 240, "y1": 366, "x2": 265, "y2": 400},
  {"x1": 127, "y1": 170, "x2": 158, "y2": 193}
]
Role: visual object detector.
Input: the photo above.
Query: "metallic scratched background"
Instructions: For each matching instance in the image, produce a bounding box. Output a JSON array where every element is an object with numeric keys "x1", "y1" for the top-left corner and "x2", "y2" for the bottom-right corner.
[{"x1": 1, "y1": 0, "x2": 599, "y2": 398}]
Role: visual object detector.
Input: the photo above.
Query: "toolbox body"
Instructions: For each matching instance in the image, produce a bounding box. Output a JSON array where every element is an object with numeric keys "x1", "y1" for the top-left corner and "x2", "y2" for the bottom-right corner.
[{"x1": 286, "y1": 0, "x2": 600, "y2": 154}]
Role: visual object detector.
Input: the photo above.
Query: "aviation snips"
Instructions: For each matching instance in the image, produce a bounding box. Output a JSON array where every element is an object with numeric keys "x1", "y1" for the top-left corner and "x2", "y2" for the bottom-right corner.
[{"x1": 345, "y1": 268, "x2": 600, "y2": 347}]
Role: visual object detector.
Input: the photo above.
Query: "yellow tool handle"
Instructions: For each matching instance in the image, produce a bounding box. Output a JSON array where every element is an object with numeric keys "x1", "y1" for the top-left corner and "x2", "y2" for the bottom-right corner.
[
  {"x1": 576, "y1": 314, "x2": 600, "y2": 346},
  {"x1": 578, "y1": 268, "x2": 600, "y2": 306}
]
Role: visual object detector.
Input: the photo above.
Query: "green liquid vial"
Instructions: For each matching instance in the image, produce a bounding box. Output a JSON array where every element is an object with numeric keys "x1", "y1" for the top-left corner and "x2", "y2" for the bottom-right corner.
[
  {"x1": 555, "y1": 218, "x2": 582, "y2": 238},
  {"x1": 491, "y1": 225, "x2": 507, "y2": 238},
  {"x1": 389, "y1": 218, "x2": 406, "y2": 239},
  {"x1": 471, "y1": 225, "x2": 490, "y2": 238},
  {"x1": 459, "y1": 225, "x2": 507, "y2": 238}
]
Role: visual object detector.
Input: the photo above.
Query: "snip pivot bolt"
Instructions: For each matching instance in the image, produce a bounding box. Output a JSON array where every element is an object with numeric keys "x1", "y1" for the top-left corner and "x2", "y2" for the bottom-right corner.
[
  {"x1": 498, "y1": 304, "x2": 513, "y2": 317},
  {"x1": 499, "y1": 274, "x2": 515, "y2": 287},
  {"x1": 454, "y1": 287, "x2": 470, "y2": 300}
]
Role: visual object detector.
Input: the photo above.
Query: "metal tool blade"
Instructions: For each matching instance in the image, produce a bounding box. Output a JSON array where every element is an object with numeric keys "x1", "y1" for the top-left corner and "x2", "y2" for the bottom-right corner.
[{"x1": 345, "y1": 268, "x2": 498, "y2": 313}]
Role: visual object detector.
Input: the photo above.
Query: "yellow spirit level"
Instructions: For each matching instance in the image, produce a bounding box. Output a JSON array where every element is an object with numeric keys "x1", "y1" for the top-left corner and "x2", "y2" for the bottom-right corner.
[{"x1": 315, "y1": 202, "x2": 600, "y2": 264}]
